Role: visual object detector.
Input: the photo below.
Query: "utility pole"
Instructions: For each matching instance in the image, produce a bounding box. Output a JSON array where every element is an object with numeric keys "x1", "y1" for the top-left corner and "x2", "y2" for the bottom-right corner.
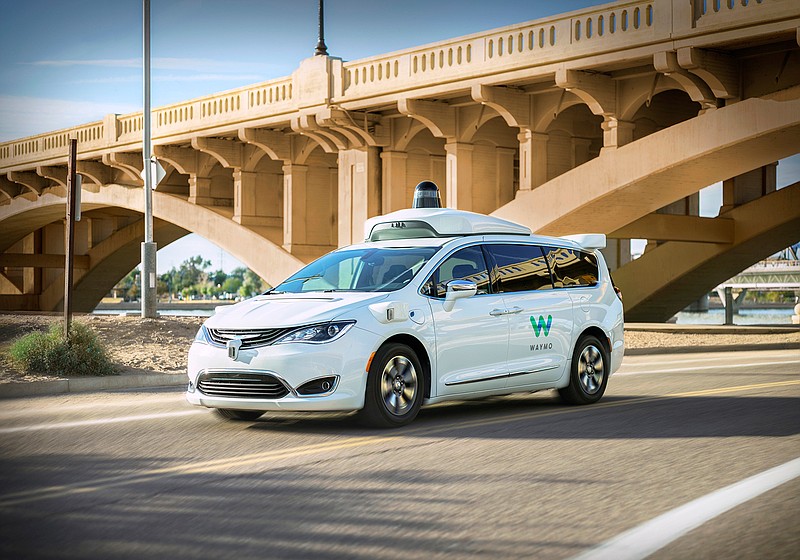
[
  {"x1": 64, "y1": 138, "x2": 78, "y2": 339},
  {"x1": 141, "y1": 0, "x2": 157, "y2": 318}
]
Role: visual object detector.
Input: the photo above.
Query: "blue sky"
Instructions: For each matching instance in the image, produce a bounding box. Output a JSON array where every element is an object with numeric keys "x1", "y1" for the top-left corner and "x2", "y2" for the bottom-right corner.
[{"x1": 1, "y1": 0, "x2": 796, "y2": 270}]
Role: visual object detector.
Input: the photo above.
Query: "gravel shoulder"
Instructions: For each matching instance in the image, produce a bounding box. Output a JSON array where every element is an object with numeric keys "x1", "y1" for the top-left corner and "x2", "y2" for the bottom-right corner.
[{"x1": 0, "y1": 313, "x2": 798, "y2": 385}]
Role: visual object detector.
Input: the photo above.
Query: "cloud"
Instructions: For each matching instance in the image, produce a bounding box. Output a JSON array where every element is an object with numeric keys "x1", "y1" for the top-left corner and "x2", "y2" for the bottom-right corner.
[
  {"x1": 0, "y1": 95, "x2": 139, "y2": 142},
  {"x1": 29, "y1": 58, "x2": 141, "y2": 68},
  {"x1": 26, "y1": 57, "x2": 273, "y2": 73},
  {"x1": 72, "y1": 74, "x2": 263, "y2": 84}
]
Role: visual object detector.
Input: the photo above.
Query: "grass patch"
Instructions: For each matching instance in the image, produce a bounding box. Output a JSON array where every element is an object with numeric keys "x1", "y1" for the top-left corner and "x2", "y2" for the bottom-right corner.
[{"x1": 9, "y1": 321, "x2": 116, "y2": 377}]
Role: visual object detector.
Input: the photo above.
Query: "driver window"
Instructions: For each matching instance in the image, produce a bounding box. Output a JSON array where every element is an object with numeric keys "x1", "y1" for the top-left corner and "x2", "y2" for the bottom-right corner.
[{"x1": 422, "y1": 246, "x2": 490, "y2": 298}]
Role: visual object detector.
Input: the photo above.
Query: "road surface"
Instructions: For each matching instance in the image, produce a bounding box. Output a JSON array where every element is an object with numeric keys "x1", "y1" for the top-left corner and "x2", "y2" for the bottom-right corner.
[{"x1": 0, "y1": 349, "x2": 798, "y2": 559}]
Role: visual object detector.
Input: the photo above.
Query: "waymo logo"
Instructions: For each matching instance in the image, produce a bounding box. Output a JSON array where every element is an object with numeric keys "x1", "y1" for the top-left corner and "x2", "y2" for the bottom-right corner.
[{"x1": 530, "y1": 315, "x2": 552, "y2": 337}]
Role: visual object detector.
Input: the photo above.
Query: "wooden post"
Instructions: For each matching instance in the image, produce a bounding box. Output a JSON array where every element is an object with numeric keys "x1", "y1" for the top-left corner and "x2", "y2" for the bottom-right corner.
[{"x1": 64, "y1": 138, "x2": 77, "y2": 340}]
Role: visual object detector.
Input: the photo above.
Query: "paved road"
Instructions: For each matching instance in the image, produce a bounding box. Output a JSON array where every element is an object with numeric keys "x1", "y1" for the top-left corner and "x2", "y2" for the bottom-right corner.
[{"x1": 0, "y1": 349, "x2": 798, "y2": 559}]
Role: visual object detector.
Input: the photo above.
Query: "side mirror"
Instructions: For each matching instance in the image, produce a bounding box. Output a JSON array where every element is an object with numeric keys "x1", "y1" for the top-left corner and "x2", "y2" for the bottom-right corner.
[{"x1": 443, "y1": 279, "x2": 477, "y2": 311}]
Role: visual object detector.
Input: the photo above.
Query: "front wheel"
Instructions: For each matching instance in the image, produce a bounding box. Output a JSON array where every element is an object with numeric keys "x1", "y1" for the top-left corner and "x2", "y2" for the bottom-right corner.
[
  {"x1": 358, "y1": 343, "x2": 424, "y2": 428},
  {"x1": 215, "y1": 409, "x2": 265, "y2": 421},
  {"x1": 559, "y1": 335, "x2": 608, "y2": 405}
]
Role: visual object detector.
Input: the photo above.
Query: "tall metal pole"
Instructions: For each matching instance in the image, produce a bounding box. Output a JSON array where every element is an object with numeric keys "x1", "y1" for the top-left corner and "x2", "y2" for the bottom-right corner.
[
  {"x1": 141, "y1": 0, "x2": 157, "y2": 318},
  {"x1": 64, "y1": 138, "x2": 78, "y2": 339},
  {"x1": 314, "y1": 0, "x2": 328, "y2": 56}
]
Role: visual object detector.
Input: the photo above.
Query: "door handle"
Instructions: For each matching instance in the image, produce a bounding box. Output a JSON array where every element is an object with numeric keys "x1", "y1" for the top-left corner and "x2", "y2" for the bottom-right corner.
[
  {"x1": 507, "y1": 306, "x2": 523, "y2": 314},
  {"x1": 489, "y1": 308, "x2": 506, "y2": 317}
]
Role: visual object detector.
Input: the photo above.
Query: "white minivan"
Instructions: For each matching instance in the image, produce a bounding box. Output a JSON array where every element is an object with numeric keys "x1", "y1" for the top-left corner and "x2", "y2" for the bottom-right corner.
[{"x1": 187, "y1": 197, "x2": 624, "y2": 427}]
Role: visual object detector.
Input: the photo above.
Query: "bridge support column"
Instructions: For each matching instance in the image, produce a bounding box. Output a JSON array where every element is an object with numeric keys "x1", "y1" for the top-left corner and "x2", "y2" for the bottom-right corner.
[
  {"x1": 282, "y1": 164, "x2": 308, "y2": 255},
  {"x1": 602, "y1": 240, "x2": 632, "y2": 271},
  {"x1": 494, "y1": 147, "x2": 516, "y2": 210},
  {"x1": 444, "y1": 142, "x2": 474, "y2": 210},
  {"x1": 42, "y1": 222, "x2": 64, "y2": 296},
  {"x1": 232, "y1": 170, "x2": 282, "y2": 227},
  {"x1": 282, "y1": 162, "x2": 336, "y2": 259},
  {"x1": 188, "y1": 176, "x2": 214, "y2": 206},
  {"x1": 601, "y1": 118, "x2": 635, "y2": 150},
  {"x1": 720, "y1": 163, "x2": 777, "y2": 214},
  {"x1": 380, "y1": 151, "x2": 408, "y2": 213},
  {"x1": 338, "y1": 147, "x2": 381, "y2": 246},
  {"x1": 22, "y1": 231, "x2": 42, "y2": 295},
  {"x1": 517, "y1": 130, "x2": 548, "y2": 191}
]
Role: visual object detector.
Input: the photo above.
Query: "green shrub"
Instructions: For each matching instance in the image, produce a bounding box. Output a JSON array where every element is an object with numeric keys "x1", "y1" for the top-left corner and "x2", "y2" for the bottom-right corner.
[{"x1": 9, "y1": 321, "x2": 115, "y2": 377}]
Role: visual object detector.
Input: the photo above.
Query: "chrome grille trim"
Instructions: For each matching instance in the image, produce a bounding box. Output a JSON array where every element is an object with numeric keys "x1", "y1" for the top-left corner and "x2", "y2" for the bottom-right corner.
[
  {"x1": 197, "y1": 371, "x2": 291, "y2": 399},
  {"x1": 206, "y1": 327, "x2": 295, "y2": 349}
]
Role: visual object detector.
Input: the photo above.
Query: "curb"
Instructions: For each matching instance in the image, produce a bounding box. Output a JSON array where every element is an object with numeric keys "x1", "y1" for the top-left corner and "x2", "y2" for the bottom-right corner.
[
  {"x1": 0, "y1": 373, "x2": 186, "y2": 399},
  {"x1": 626, "y1": 324, "x2": 800, "y2": 335},
  {"x1": 625, "y1": 342, "x2": 800, "y2": 356}
]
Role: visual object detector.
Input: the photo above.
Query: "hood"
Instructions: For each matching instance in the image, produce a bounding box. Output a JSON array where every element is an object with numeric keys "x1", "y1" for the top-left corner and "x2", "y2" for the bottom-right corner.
[{"x1": 204, "y1": 292, "x2": 390, "y2": 329}]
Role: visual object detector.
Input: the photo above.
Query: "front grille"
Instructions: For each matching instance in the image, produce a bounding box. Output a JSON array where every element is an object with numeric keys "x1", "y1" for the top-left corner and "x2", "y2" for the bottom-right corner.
[
  {"x1": 197, "y1": 372, "x2": 290, "y2": 399},
  {"x1": 206, "y1": 327, "x2": 295, "y2": 349}
]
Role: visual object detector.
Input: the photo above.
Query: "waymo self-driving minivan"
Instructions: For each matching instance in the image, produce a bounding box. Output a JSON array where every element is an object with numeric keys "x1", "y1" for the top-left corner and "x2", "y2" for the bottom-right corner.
[{"x1": 187, "y1": 183, "x2": 624, "y2": 427}]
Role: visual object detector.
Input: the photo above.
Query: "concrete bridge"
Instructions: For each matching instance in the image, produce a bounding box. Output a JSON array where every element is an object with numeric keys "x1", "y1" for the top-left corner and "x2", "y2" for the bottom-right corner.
[
  {"x1": 720, "y1": 259, "x2": 800, "y2": 290},
  {"x1": 1, "y1": 0, "x2": 799, "y2": 321}
]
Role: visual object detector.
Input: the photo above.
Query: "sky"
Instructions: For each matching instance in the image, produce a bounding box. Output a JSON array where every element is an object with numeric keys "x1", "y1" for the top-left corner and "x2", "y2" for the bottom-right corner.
[{"x1": 1, "y1": 0, "x2": 797, "y2": 270}]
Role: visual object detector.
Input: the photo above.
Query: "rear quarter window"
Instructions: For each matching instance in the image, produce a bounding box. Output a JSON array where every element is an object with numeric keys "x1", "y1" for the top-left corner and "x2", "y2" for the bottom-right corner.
[{"x1": 543, "y1": 247, "x2": 599, "y2": 288}]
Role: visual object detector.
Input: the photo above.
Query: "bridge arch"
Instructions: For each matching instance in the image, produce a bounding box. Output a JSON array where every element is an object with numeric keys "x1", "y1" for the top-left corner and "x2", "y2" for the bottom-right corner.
[
  {"x1": 493, "y1": 94, "x2": 800, "y2": 237},
  {"x1": 1, "y1": 185, "x2": 306, "y2": 311}
]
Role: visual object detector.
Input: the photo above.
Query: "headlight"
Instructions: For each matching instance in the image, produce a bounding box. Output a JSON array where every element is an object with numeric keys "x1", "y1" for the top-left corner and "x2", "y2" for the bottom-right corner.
[
  {"x1": 274, "y1": 321, "x2": 355, "y2": 344},
  {"x1": 193, "y1": 325, "x2": 209, "y2": 344}
]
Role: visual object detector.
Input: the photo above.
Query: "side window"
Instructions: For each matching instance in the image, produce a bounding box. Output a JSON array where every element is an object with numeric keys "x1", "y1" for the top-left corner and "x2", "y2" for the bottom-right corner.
[
  {"x1": 485, "y1": 244, "x2": 553, "y2": 292},
  {"x1": 543, "y1": 247, "x2": 599, "y2": 288},
  {"x1": 422, "y1": 246, "x2": 491, "y2": 298}
]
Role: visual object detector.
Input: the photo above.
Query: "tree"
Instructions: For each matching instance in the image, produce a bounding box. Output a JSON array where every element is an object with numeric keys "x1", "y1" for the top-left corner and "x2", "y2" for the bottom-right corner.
[
  {"x1": 222, "y1": 276, "x2": 242, "y2": 294},
  {"x1": 239, "y1": 269, "x2": 267, "y2": 298},
  {"x1": 111, "y1": 267, "x2": 140, "y2": 301},
  {"x1": 211, "y1": 269, "x2": 227, "y2": 287}
]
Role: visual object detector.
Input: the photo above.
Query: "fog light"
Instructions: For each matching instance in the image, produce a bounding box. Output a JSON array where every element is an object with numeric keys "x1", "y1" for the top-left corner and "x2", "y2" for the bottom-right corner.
[{"x1": 296, "y1": 376, "x2": 338, "y2": 396}]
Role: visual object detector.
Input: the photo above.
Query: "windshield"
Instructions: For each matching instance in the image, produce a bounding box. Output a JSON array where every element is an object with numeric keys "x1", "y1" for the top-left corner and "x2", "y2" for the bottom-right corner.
[{"x1": 272, "y1": 247, "x2": 440, "y2": 293}]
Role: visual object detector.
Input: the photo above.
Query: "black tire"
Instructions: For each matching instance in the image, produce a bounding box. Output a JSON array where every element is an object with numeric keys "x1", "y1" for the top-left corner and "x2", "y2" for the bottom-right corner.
[
  {"x1": 358, "y1": 343, "x2": 424, "y2": 428},
  {"x1": 559, "y1": 335, "x2": 608, "y2": 405},
  {"x1": 215, "y1": 409, "x2": 265, "y2": 421}
]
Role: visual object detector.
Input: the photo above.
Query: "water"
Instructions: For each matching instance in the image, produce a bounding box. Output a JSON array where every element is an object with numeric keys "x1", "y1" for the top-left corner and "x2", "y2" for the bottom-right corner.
[{"x1": 676, "y1": 308, "x2": 795, "y2": 325}]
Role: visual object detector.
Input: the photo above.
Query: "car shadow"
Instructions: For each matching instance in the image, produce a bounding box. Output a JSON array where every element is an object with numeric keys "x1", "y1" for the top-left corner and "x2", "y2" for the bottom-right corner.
[{"x1": 243, "y1": 392, "x2": 800, "y2": 439}]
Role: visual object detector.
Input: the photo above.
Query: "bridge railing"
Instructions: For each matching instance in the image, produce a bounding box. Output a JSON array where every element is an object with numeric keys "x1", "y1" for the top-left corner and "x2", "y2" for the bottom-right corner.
[
  {"x1": 693, "y1": 0, "x2": 798, "y2": 30},
  {"x1": 0, "y1": 0, "x2": 793, "y2": 170},
  {"x1": 340, "y1": 0, "x2": 665, "y2": 100}
]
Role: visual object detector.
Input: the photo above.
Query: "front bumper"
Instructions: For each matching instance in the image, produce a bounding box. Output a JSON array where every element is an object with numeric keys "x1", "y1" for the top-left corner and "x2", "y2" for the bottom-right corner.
[{"x1": 186, "y1": 327, "x2": 379, "y2": 412}]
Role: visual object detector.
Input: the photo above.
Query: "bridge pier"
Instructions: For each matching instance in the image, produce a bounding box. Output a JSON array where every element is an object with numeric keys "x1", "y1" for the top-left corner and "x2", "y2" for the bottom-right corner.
[
  {"x1": 338, "y1": 147, "x2": 381, "y2": 246},
  {"x1": 720, "y1": 163, "x2": 777, "y2": 214},
  {"x1": 282, "y1": 157, "x2": 337, "y2": 260}
]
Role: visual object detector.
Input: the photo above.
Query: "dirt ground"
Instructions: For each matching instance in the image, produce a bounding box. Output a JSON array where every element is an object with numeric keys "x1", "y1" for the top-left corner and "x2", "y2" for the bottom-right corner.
[
  {"x1": 0, "y1": 313, "x2": 798, "y2": 384},
  {"x1": 0, "y1": 314, "x2": 204, "y2": 384}
]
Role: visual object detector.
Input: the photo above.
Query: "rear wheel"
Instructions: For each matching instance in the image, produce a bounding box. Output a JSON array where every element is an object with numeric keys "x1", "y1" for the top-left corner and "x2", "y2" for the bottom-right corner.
[
  {"x1": 559, "y1": 335, "x2": 608, "y2": 405},
  {"x1": 215, "y1": 409, "x2": 265, "y2": 421},
  {"x1": 358, "y1": 343, "x2": 424, "y2": 428}
]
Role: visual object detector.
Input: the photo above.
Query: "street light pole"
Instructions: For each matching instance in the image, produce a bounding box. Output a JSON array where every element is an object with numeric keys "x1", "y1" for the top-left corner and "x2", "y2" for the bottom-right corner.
[
  {"x1": 314, "y1": 0, "x2": 328, "y2": 56},
  {"x1": 141, "y1": 0, "x2": 157, "y2": 318}
]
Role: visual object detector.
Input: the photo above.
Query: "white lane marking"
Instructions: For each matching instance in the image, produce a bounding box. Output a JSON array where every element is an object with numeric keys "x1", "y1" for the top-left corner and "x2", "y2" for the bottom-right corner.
[
  {"x1": 616, "y1": 359, "x2": 800, "y2": 376},
  {"x1": 0, "y1": 410, "x2": 204, "y2": 434},
  {"x1": 572, "y1": 457, "x2": 800, "y2": 560}
]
